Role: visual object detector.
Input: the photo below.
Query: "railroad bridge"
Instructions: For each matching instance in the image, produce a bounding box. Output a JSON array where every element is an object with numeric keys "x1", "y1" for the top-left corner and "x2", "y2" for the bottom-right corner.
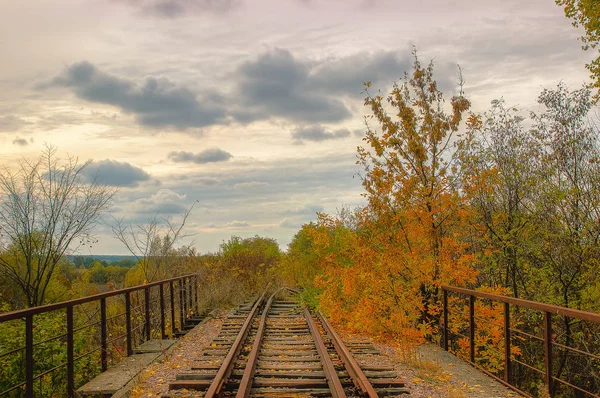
[{"x1": 0, "y1": 275, "x2": 599, "y2": 397}]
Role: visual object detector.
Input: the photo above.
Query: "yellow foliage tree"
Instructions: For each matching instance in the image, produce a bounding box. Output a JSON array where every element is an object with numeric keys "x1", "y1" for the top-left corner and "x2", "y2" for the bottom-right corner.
[{"x1": 310, "y1": 52, "x2": 479, "y2": 342}]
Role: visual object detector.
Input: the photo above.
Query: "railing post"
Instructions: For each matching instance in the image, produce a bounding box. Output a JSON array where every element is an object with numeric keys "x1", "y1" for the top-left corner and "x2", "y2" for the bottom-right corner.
[
  {"x1": 469, "y1": 294, "x2": 475, "y2": 363},
  {"x1": 194, "y1": 275, "x2": 199, "y2": 315},
  {"x1": 179, "y1": 279, "x2": 185, "y2": 330},
  {"x1": 504, "y1": 302, "x2": 511, "y2": 383},
  {"x1": 25, "y1": 314, "x2": 34, "y2": 398},
  {"x1": 125, "y1": 292, "x2": 132, "y2": 356},
  {"x1": 160, "y1": 284, "x2": 166, "y2": 339},
  {"x1": 100, "y1": 297, "x2": 107, "y2": 371},
  {"x1": 544, "y1": 311, "x2": 554, "y2": 397},
  {"x1": 188, "y1": 276, "x2": 192, "y2": 311},
  {"x1": 144, "y1": 286, "x2": 151, "y2": 341},
  {"x1": 170, "y1": 281, "x2": 176, "y2": 335},
  {"x1": 443, "y1": 289, "x2": 449, "y2": 351},
  {"x1": 66, "y1": 305, "x2": 74, "y2": 398}
]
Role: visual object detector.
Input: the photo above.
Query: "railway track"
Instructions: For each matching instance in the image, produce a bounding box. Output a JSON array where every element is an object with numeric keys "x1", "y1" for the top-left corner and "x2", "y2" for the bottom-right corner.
[{"x1": 165, "y1": 289, "x2": 409, "y2": 397}]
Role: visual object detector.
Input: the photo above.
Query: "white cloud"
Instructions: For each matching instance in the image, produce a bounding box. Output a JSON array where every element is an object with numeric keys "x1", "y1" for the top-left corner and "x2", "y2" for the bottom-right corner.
[{"x1": 225, "y1": 220, "x2": 250, "y2": 227}]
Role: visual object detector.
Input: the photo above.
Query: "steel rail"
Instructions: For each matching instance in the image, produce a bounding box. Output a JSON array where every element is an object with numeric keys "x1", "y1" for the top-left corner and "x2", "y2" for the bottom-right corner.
[
  {"x1": 304, "y1": 308, "x2": 347, "y2": 398},
  {"x1": 235, "y1": 291, "x2": 276, "y2": 398},
  {"x1": 318, "y1": 312, "x2": 379, "y2": 398},
  {"x1": 204, "y1": 291, "x2": 267, "y2": 398}
]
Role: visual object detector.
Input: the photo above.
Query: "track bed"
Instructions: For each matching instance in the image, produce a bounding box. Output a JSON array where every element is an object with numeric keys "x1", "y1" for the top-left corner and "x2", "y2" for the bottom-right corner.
[{"x1": 164, "y1": 289, "x2": 409, "y2": 397}]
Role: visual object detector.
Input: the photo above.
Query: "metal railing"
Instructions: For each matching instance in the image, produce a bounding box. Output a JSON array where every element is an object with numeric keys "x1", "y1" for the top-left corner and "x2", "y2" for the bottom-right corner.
[
  {"x1": 441, "y1": 286, "x2": 600, "y2": 398},
  {"x1": 0, "y1": 274, "x2": 201, "y2": 398}
]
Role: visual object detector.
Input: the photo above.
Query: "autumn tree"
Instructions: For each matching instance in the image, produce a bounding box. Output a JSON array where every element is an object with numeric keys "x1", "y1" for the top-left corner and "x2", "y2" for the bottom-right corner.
[
  {"x1": 300, "y1": 53, "x2": 478, "y2": 342},
  {"x1": 0, "y1": 146, "x2": 116, "y2": 307},
  {"x1": 557, "y1": 0, "x2": 600, "y2": 99},
  {"x1": 358, "y1": 52, "x2": 475, "y2": 328},
  {"x1": 279, "y1": 224, "x2": 320, "y2": 286},
  {"x1": 220, "y1": 235, "x2": 281, "y2": 287},
  {"x1": 195, "y1": 235, "x2": 281, "y2": 308}
]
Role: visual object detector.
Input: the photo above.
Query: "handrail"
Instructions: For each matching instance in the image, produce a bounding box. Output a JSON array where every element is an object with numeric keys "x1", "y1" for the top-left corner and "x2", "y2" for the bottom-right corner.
[
  {"x1": 0, "y1": 273, "x2": 199, "y2": 398},
  {"x1": 442, "y1": 285, "x2": 600, "y2": 398},
  {"x1": 0, "y1": 273, "x2": 198, "y2": 322},
  {"x1": 443, "y1": 285, "x2": 600, "y2": 324}
]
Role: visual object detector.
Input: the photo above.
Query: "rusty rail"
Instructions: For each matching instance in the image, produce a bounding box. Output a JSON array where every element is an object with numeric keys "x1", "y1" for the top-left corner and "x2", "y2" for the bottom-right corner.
[
  {"x1": 318, "y1": 312, "x2": 379, "y2": 398},
  {"x1": 442, "y1": 285, "x2": 600, "y2": 398},
  {"x1": 236, "y1": 291, "x2": 275, "y2": 398},
  {"x1": 204, "y1": 290, "x2": 267, "y2": 398},
  {"x1": 0, "y1": 274, "x2": 200, "y2": 398},
  {"x1": 305, "y1": 308, "x2": 347, "y2": 398}
]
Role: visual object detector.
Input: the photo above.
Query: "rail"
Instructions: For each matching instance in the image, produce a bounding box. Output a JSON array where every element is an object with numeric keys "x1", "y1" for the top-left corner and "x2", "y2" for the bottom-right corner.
[
  {"x1": 318, "y1": 312, "x2": 379, "y2": 398},
  {"x1": 168, "y1": 287, "x2": 408, "y2": 396},
  {"x1": 204, "y1": 290, "x2": 267, "y2": 398},
  {"x1": 236, "y1": 291, "x2": 275, "y2": 398},
  {"x1": 0, "y1": 274, "x2": 201, "y2": 398},
  {"x1": 442, "y1": 285, "x2": 600, "y2": 398}
]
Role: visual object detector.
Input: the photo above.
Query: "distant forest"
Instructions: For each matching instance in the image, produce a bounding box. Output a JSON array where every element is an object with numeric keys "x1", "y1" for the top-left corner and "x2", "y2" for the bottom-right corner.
[{"x1": 68, "y1": 255, "x2": 138, "y2": 268}]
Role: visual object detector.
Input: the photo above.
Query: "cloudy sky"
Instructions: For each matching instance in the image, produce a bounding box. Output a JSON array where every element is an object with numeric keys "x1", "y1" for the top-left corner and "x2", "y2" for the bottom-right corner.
[{"x1": 0, "y1": 0, "x2": 590, "y2": 254}]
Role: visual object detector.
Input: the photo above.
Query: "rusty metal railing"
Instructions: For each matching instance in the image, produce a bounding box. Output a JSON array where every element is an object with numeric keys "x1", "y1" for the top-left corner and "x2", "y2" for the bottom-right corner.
[
  {"x1": 441, "y1": 286, "x2": 600, "y2": 397},
  {"x1": 0, "y1": 274, "x2": 201, "y2": 398}
]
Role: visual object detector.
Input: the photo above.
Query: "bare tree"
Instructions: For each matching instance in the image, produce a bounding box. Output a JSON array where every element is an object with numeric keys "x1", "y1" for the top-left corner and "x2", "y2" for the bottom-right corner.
[
  {"x1": 0, "y1": 145, "x2": 116, "y2": 307},
  {"x1": 112, "y1": 203, "x2": 196, "y2": 282}
]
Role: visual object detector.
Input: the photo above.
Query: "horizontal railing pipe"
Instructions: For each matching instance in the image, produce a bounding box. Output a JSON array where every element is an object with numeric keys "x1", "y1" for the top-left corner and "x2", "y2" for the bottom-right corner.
[
  {"x1": 0, "y1": 274, "x2": 198, "y2": 322},
  {"x1": 443, "y1": 285, "x2": 600, "y2": 324}
]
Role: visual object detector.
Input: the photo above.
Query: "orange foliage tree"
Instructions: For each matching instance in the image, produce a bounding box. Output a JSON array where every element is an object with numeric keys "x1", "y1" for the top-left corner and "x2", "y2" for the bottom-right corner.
[{"x1": 311, "y1": 53, "x2": 480, "y2": 341}]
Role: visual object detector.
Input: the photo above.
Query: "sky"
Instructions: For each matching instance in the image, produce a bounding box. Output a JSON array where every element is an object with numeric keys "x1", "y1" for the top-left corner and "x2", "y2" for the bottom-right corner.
[{"x1": 0, "y1": 0, "x2": 591, "y2": 255}]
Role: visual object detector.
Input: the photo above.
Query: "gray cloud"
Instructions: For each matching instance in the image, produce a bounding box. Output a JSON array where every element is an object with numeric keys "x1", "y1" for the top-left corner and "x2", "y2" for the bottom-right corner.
[
  {"x1": 12, "y1": 137, "x2": 30, "y2": 146},
  {"x1": 232, "y1": 49, "x2": 353, "y2": 124},
  {"x1": 134, "y1": 189, "x2": 188, "y2": 214},
  {"x1": 41, "y1": 49, "x2": 458, "y2": 134},
  {"x1": 168, "y1": 148, "x2": 232, "y2": 164},
  {"x1": 83, "y1": 159, "x2": 150, "y2": 187},
  {"x1": 231, "y1": 49, "x2": 432, "y2": 125},
  {"x1": 309, "y1": 51, "x2": 413, "y2": 96},
  {"x1": 292, "y1": 125, "x2": 351, "y2": 142},
  {"x1": 0, "y1": 115, "x2": 28, "y2": 132},
  {"x1": 47, "y1": 61, "x2": 227, "y2": 130},
  {"x1": 122, "y1": 0, "x2": 240, "y2": 18}
]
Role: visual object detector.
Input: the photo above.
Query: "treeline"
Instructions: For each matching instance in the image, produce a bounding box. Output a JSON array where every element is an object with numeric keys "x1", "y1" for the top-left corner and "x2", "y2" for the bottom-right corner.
[
  {"x1": 0, "y1": 235, "x2": 281, "y2": 313},
  {"x1": 70, "y1": 256, "x2": 137, "y2": 269}
]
